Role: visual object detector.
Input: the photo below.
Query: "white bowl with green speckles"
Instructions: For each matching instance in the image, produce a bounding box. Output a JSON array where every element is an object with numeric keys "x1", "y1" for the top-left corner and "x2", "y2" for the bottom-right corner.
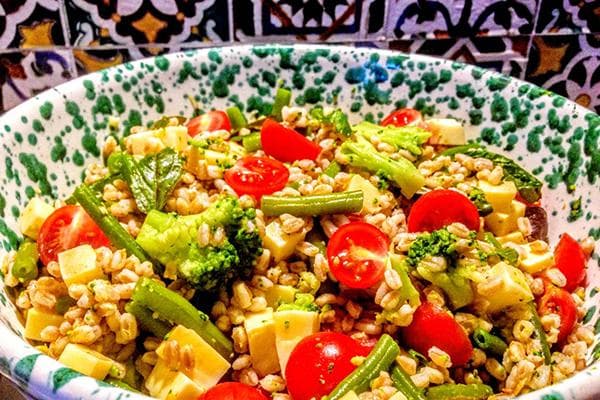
[{"x1": 0, "y1": 45, "x2": 598, "y2": 400}]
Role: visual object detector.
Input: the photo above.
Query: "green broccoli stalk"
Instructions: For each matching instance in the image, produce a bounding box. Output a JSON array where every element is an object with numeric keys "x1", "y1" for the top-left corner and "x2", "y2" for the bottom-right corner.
[
  {"x1": 339, "y1": 137, "x2": 424, "y2": 198},
  {"x1": 389, "y1": 255, "x2": 421, "y2": 307},
  {"x1": 277, "y1": 293, "x2": 319, "y2": 312},
  {"x1": 416, "y1": 264, "x2": 474, "y2": 309},
  {"x1": 136, "y1": 196, "x2": 262, "y2": 292},
  {"x1": 352, "y1": 121, "x2": 431, "y2": 155}
]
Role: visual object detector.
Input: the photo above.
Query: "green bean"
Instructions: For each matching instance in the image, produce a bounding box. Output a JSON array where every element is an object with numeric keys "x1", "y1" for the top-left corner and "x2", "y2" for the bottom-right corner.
[
  {"x1": 472, "y1": 328, "x2": 507, "y2": 356},
  {"x1": 242, "y1": 132, "x2": 262, "y2": 152},
  {"x1": 261, "y1": 191, "x2": 363, "y2": 217},
  {"x1": 425, "y1": 383, "x2": 493, "y2": 400},
  {"x1": 104, "y1": 378, "x2": 140, "y2": 393},
  {"x1": 323, "y1": 160, "x2": 342, "y2": 178},
  {"x1": 271, "y1": 88, "x2": 291, "y2": 120},
  {"x1": 124, "y1": 300, "x2": 172, "y2": 339},
  {"x1": 391, "y1": 366, "x2": 426, "y2": 400},
  {"x1": 12, "y1": 240, "x2": 39, "y2": 282},
  {"x1": 72, "y1": 185, "x2": 151, "y2": 264},
  {"x1": 55, "y1": 296, "x2": 76, "y2": 315},
  {"x1": 131, "y1": 277, "x2": 233, "y2": 359},
  {"x1": 226, "y1": 106, "x2": 247, "y2": 131},
  {"x1": 327, "y1": 334, "x2": 400, "y2": 399},
  {"x1": 528, "y1": 301, "x2": 551, "y2": 365}
]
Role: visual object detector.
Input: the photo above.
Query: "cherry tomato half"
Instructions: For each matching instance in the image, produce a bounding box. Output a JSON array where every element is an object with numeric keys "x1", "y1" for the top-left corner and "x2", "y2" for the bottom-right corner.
[
  {"x1": 37, "y1": 205, "x2": 110, "y2": 265},
  {"x1": 187, "y1": 110, "x2": 231, "y2": 136},
  {"x1": 327, "y1": 222, "x2": 390, "y2": 289},
  {"x1": 407, "y1": 190, "x2": 480, "y2": 233},
  {"x1": 554, "y1": 233, "x2": 587, "y2": 292},
  {"x1": 224, "y1": 156, "x2": 289, "y2": 198},
  {"x1": 380, "y1": 108, "x2": 423, "y2": 127},
  {"x1": 285, "y1": 332, "x2": 370, "y2": 400},
  {"x1": 539, "y1": 285, "x2": 577, "y2": 344},
  {"x1": 401, "y1": 302, "x2": 473, "y2": 366},
  {"x1": 198, "y1": 382, "x2": 268, "y2": 400},
  {"x1": 261, "y1": 118, "x2": 321, "y2": 162}
]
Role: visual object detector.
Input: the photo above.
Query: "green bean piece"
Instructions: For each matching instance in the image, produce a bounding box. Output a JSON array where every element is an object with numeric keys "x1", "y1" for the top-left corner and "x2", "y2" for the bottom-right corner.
[
  {"x1": 124, "y1": 300, "x2": 172, "y2": 339},
  {"x1": 242, "y1": 132, "x2": 262, "y2": 152},
  {"x1": 72, "y1": 185, "x2": 151, "y2": 264},
  {"x1": 104, "y1": 378, "x2": 141, "y2": 393},
  {"x1": 391, "y1": 366, "x2": 426, "y2": 400},
  {"x1": 131, "y1": 277, "x2": 233, "y2": 359},
  {"x1": 55, "y1": 296, "x2": 76, "y2": 315},
  {"x1": 528, "y1": 301, "x2": 552, "y2": 365},
  {"x1": 425, "y1": 383, "x2": 493, "y2": 400},
  {"x1": 261, "y1": 191, "x2": 363, "y2": 217},
  {"x1": 226, "y1": 106, "x2": 247, "y2": 131},
  {"x1": 327, "y1": 334, "x2": 400, "y2": 399},
  {"x1": 12, "y1": 241, "x2": 39, "y2": 282},
  {"x1": 271, "y1": 88, "x2": 292, "y2": 120},
  {"x1": 323, "y1": 161, "x2": 342, "y2": 178},
  {"x1": 472, "y1": 328, "x2": 507, "y2": 356}
]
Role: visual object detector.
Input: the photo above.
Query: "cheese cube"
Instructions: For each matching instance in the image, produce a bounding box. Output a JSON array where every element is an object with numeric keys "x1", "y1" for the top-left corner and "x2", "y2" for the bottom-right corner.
[
  {"x1": 477, "y1": 262, "x2": 533, "y2": 312},
  {"x1": 484, "y1": 200, "x2": 526, "y2": 236},
  {"x1": 347, "y1": 175, "x2": 381, "y2": 214},
  {"x1": 245, "y1": 308, "x2": 280, "y2": 376},
  {"x1": 274, "y1": 310, "x2": 319, "y2": 372},
  {"x1": 156, "y1": 325, "x2": 230, "y2": 388},
  {"x1": 426, "y1": 118, "x2": 465, "y2": 145},
  {"x1": 265, "y1": 285, "x2": 297, "y2": 308},
  {"x1": 146, "y1": 359, "x2": 205, "y2": 400},
  {"x1": 263, "y1": 220, "x2": 306, "y2": 263},
  {"x1": 519, "y1": 242, "x2": 555, "y2": 274},
  {"x1": 128, "y1": 131, "x2": 165, "y2": 155},
  {"x1": 156, "y1": 126, "x2": 190, "y2": 153},
  {"x1": 478, "y1": 180, "x2": 517, "y2": 213},
  {"x1": 19, "y1": 198, "x2": 54, "y2": 240},
  {"x1": 58, "y1": 343, "x2": 114, "y2": 380},
  {"x1": 339, "y1": 392, "x2": 360, "y2": 400},
  {"x1": 496, "y1": 232, "x2": 526, "y2": 245},
  {"x1": 24, "y1": 308, "x2": 64, "y2": 341},
  {"x1": 58, "y1": 244, "x2": 105, "y2": 286}
]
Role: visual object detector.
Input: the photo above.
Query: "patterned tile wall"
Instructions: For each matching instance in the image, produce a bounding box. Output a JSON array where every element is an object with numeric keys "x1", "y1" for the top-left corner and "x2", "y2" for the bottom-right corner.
[{"x1": 0, "y1": 0, "x2": 599, "y2": 115}]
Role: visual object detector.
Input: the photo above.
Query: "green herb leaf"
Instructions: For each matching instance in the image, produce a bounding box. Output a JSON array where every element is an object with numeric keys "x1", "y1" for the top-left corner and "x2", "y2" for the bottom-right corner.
[
  {"x1": 150, "y1": 115, "x2": 186, "y2": 129},
  {"x1": 468, "y1": 187, "x2": 494, "y2": 216},
  {"x1": 484, "y1": 233, "x2": 519, "y2": 266}
]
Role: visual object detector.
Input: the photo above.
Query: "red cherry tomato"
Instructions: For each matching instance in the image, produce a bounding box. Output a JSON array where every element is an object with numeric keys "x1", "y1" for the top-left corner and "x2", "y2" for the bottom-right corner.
[
  {"x1": 554, "y1": 233, "x2": 587, "y2": 292},
  {"x1": 198, "y1": 382, "x2": 268, "y2": 400},
  {"x1": 285, "y1": 332, "x2": 370, "y2": 400},
  {"x1": 407, "y1": 190, "x2": 480, "y2": 233},
  {"x1": 37, "y1": 205, "x2": 111, "y2": 265},
  {"x1": 260, "y1": 118, "x2": 321, "y2": 162},
  {"x1": 224, "y1": 156, "x2": 289, "y2": 198},
  {"x1": 187, "y1": 110, "x2": 231, "y2": 136},
  {"x1": 539, "y1": 285, "x2": 577, "y2": 344},
  {"x1": 401, "y1": 302, "x2": 473, "y2": 366},
  {"x1": 327, "y1": 222, "x2": 389, "y2": 289},
  {"x1": 380, "y1": 108, "x2": 423, "y2": 127}
]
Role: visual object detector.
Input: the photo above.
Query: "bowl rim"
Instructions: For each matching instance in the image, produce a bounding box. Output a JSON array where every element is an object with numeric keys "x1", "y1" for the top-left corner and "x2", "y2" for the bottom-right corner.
[{"x1": 0, "y1": 43, "x2": 598, "y2": 400}]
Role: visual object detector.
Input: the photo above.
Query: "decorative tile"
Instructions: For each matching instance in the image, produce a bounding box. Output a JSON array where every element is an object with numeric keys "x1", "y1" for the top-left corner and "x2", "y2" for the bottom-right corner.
[
  {"x1": 387, "y1": 0, "x2": 538, "y2": 39},
  {"x1": 0, "y1": 50, "x2": 77, "y2": 113},
  {"x1": 535, "y1": 0, "x2": 600, "y2": 34},
  {"x1": 64, "y1": 0, "x2": 229, "y2": 51},
  {"x1": 525, "y1": 34, "x2": 600, "y2": 113},
  {"x1": 387, "y1": 36, "x2": 530, "y2": 79},
  {"x1": 0, "y1": 0, "x2": 67, "y2": 49}
]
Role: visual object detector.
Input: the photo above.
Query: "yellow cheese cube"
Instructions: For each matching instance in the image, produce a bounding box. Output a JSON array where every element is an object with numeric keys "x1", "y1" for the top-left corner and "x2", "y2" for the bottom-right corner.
[
  {"x1": 128, "y1": 131, "x2": 165, "y2": 155},
  {"x1": 347, "y1": 175, "x2": 381, "y2": 214},
  {"x1": 263, "y1": 220, "x2": 306, "y2": 263},
  {"x1": 519, "y1": 242, "x2": 555, "y2": 274},
  {"x1": 477, "y1": 262, "x2": 533, "y2": 312},
  {"x1": 339, "y1": 391, "x2": 360, "y2": 400},
  {"x1": 245, "y1": 308, "x2": 280, "y2": 376},
  {"x1": 156, "y1": 325, "x2": 230, "y2": 388},
  {"x1": 58, "y1": 244, "x2": 105, "y2": 286},
  {"x1": 156, "y1": 126, "x2": 190, "y2": 153},
  {"x1": 19, "y1": 198, "x2": 54, "y2": 240},
  {"x1": 146, "y1": 359, "x2": 205, "y2": 400},
  {"x1": 496, "y1": 231, "x2": 526, "y2": 245},
  {"x1": 58, "y1": 343, "x2": 114, "y2": 380},
  {"x1": 274, "y1": 310, "x2": 319, "y2": 372},
  {"x1": 426, "y1": 118, "x2": 465, "y2": 145},
  {"x1": 478, "y1": 180, "x2": 517, "y2": 213},
  {"x1": 484, "y1": 200, "x2": 526, "y2": 236},
  {"x1": 265, "y1": 285, "x2": 297, "y2": 308},
  {"x1": 24, "y1": 308, "x2": 64, "y2": 341}
]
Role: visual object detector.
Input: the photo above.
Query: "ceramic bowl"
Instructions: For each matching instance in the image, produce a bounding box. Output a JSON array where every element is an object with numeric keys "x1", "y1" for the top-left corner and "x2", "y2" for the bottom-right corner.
[{"x1": 0, "y1": 44, "x2": 598, "y2": 400}]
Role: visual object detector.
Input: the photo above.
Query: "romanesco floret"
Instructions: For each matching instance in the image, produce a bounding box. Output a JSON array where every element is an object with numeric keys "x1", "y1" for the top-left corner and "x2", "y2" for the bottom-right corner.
[{"x1": 136, "y1": 196, "x2": 262, "y2": 292}]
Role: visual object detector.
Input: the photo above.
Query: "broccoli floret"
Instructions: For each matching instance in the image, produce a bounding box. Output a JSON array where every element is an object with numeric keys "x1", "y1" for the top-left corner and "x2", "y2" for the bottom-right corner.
[
  {"x1": 136, "y1": 196, "x2": 262, "y2": 292},
  {"x1": 406, "y1": 228, "x2": 458, "y2": 267},
  {"x1": 339, "y1": 137, "x2": 424, "y2": 198},
  {"x1": 277, "y1": 293, "x2": 319, "y2": 312},
  {"x1": 353, "y1": 121, "x2": 431, "y2": 155}
]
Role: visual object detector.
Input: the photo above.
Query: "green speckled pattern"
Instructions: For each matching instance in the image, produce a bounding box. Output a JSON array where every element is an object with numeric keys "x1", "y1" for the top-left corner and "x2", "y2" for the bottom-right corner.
[{"x1": 0, "y1": 45, "x2": 598, "y2": 400}]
